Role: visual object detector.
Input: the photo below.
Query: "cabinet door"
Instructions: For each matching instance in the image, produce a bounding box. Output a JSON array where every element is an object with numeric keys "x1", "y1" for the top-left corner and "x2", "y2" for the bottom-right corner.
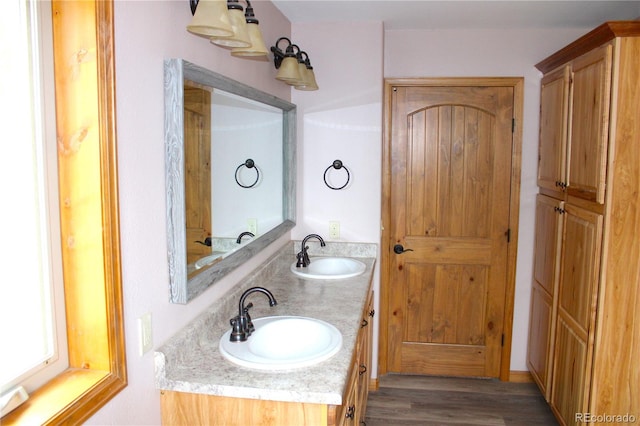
[
  {"x1": 538, "y1": 67, "x2": 570, "y2": 195},
  {"x1": 356, "y1": 291, "x2": 374, "y2": 423},
  {"x1": 567, "y1": 44, "x2": 612, "y2": 204},
  {"x1": 551, "y1": 204, "x2": 603, "y2": 425},
  {"x1": 528, "y1": 195, "x2": 563, "y2": 398}
]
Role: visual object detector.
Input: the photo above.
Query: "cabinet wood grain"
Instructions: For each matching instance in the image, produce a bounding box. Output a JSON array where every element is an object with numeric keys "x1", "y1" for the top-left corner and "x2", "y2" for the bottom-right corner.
[{"x1": 528, "y1": 21, "x2": 640, "y2": 426}]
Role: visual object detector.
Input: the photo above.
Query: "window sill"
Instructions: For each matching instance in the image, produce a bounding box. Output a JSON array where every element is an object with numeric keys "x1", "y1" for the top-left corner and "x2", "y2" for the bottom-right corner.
[{"x1": 1, "y1": 368, "x2": 126, "y2": 425}]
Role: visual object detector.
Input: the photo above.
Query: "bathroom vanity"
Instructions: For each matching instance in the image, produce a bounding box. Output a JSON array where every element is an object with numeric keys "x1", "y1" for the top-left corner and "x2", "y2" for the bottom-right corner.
[{"x1": 155, "y1": 242, "x2": 376, "y2": 425}]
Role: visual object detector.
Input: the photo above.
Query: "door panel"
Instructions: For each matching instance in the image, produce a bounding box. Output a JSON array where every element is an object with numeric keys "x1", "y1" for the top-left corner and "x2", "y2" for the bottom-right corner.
[
  {"x1": 537, "y1": 66, "x2": 569, "y2": 195},
  {"x1": 388, "y1": 84, "x2": 514, "y2": 377},
  {"x1": 567, "y1": 44, "x2": 612, "y2": 203},
  {"x1": 527, "y1": 194, "x2": 564, "y2": 398}
]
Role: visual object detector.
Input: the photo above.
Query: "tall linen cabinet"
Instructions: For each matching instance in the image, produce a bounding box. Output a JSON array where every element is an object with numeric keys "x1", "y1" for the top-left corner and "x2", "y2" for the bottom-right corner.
[{"x1": 526, "y1": 22, "x2": 640, "y2": 426}]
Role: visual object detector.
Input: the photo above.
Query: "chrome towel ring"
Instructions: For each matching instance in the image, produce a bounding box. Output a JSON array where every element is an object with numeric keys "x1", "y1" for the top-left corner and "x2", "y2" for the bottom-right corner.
[
  {"x1": 235, "y1": 158, "x2": 260, "y2": 188},
  {"x1": 323, "y1": 159, "x2": 350, "y2": 190}
]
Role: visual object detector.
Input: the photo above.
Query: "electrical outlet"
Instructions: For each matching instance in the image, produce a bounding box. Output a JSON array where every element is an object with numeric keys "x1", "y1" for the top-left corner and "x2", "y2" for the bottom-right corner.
[
  {"x1": 247, "y1": 218, "x2": 257, "y2": 235},
  {"x1": 138, "y1": 312, "x2": 153, "y2": 356},
  {"x1": 329, "y1": 221, "x2": 340, "y2": 239}
]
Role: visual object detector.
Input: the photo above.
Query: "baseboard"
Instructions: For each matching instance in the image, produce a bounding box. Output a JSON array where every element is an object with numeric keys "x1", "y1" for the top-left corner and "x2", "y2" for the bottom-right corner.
[
  {"x1": 509, "y1": 370, "x2": 534, "y2": 383},
  {"x1": 369, "y1": 378, "x2": 379, "y2": 391}
]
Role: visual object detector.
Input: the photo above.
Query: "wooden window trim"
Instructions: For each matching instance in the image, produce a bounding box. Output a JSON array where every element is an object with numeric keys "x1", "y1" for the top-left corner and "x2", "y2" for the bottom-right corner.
[{"x1": 3, "y1": 0, "x2": 126, "y2": 424}]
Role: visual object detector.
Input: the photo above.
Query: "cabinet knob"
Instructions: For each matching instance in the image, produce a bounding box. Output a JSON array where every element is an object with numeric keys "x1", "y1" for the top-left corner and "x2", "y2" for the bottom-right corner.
[
  {"x1": 359, "y1": 364, "x2": 367, "y2": 375},
  {"x1": 345, "y1": 405, "x2": 355, "y2": 419}
]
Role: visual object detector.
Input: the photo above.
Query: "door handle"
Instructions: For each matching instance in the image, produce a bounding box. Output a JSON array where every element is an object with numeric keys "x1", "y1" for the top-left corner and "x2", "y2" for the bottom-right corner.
[{"x1": 393, "y1": 244, "x2": 414, "y2": 254}]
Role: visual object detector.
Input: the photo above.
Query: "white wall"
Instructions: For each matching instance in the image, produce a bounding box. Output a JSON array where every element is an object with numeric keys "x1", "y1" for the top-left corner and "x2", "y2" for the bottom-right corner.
[
  {"x1": 383, "y1": 27, "x2": 591, "y2": 371},
  {"x1": 87, "y1": 1, "x2": 291, "y2": 424},
  {"x1": 291, "y1": 21, "x2": 384, "y2": 376}
]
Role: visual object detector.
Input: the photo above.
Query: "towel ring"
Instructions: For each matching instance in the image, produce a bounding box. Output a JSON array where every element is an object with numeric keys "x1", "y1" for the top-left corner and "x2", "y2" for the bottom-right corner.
[
  {"x1": 235, "y1": 159, "x2": 260, "y2": 188},
  {"x1": 323, "y1": 159, "x2": 350, "y2": 190}
]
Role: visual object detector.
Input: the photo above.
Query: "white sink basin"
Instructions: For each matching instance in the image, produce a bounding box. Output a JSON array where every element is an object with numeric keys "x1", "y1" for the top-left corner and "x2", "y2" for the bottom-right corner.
[
  {"x1": 219, "y1": 316, "x2": 343, "y2": 370},
  {"x1": 290, "y1": 257, "x2": 366, "y2": 280}
]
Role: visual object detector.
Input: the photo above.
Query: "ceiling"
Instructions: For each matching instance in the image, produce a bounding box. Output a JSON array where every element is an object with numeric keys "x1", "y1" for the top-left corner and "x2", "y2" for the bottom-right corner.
[{"x1": 271, "y1": 1, "x2": 640, "y2": 30}]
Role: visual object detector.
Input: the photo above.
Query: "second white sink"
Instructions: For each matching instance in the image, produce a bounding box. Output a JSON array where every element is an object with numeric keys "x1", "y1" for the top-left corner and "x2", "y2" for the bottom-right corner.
[
  {"x1": 290, "y1": 257, "x2": 366, "y2": 280},
  {"x1": 219, "y1": 316, "x2": 342, "y2": 370}
]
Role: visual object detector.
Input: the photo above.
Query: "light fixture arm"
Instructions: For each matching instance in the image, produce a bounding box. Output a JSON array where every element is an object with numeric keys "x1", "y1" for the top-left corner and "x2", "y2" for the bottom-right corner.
[
  {"x1": 190, "y1": 0, "x2": 251, "y2": 16},
  {"x1": 271, "y1": 37, "x2": 300, "y2": 69},
  {"x1": 190, "y1": 0, "x2": 199, "y2": 15}
]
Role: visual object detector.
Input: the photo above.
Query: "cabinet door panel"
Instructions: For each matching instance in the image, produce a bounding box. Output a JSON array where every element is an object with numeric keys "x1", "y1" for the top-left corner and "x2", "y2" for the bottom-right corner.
[
  {"x1": 527, "y1": 281, "x2": 554, "y2": 398},
  {"x1": 567, "y1": 44, "x2": 612, "y2": 204},
  {"x1": 551, "y1": 315, "x2": 589, "y2": 426},
  {"x1": 558, "y1": 205, "x2": 603, "y2": 332},
  {"x1": 533, "y1": 195, "x2": 564, "y2": 295},
  {"x1": 538, "y1": 67, "x2": 570, "y2": 194}
]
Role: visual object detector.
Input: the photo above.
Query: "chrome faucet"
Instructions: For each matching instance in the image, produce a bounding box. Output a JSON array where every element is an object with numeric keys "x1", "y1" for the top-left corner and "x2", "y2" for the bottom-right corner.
[
  {"x1": 229, "y1": 286, "x2": 277, "y2": 342},
  {"x1": 236, "y1": 231, "x2": 255, "y2": 244},
  {"x1": 296, "y1": 234, "x2": 326, "y2": 268}
]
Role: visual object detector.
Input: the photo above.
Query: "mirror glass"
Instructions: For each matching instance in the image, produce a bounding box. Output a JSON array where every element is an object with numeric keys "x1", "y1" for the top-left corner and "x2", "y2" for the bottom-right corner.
[{"x1": 165, "y1": 59, "x2": 296, "y2": 304}]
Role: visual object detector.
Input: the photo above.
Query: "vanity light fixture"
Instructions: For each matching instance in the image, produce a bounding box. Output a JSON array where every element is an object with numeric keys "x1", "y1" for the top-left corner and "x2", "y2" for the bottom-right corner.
[
  {"x1": 210, "y1": 0, "x2": 250, "y2": 48},
  {"x1": 231, "y1": 1, "x2": 269, "y2": 57},
  {"x1": 271, "y1": 37, "x2": 319, "y2": 91},
  {"x1": 187, "y1": 0, "x2": 233, "y2": 38},
  {"x1": 294, "y1": 51, "x2": 319, "y2": 91},
  {"x1": 187, "y1": 0, "x2": 268, "y2": 58}
]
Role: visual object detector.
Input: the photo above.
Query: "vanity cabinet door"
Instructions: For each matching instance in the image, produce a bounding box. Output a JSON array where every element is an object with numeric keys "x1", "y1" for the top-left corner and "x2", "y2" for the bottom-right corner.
[{"x1": 356, "y1": 291, "x2": 374, "y2": 423}]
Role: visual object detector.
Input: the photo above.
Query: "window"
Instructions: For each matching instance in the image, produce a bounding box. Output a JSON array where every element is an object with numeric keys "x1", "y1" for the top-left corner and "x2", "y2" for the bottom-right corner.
[
  {"x1": 0, "y1": 0, "x2": 68, "y2": 398},
  {"x1": 1, "y1": 1, "x2": 126, "y2": 423}
]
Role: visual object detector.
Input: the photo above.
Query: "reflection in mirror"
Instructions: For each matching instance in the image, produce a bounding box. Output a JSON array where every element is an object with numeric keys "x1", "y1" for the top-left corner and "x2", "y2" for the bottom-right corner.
[{"x1": 165, "y1": 59, "x2": 296, "y2": 304}]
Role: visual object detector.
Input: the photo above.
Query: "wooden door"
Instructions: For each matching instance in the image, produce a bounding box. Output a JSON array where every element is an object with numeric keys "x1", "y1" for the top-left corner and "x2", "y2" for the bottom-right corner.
[
  {"x1": 386, "y1": 82, "x2": 517, "y2": 378},
  {"x1": 538, "y1": 66, "x2": 570, "y2": 195},
  {"x1": 550, "y1": 204, "x2": 603, "y2": 425},
  {"x1": 567, "y1": 44, "x2": 612, "y2": 204},
  {"x1": 184, "y1": 83, "x2": 212, "y2": 266},
  {"x1": 527, "y1": 194, "x2": 564, "y2": 398}
]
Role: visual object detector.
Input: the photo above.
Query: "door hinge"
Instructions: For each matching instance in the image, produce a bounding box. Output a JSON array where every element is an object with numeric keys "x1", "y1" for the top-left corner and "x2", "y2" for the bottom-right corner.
[
  {"x1": 511, "y1": 118, "x2": 515, "y2": 133},
  {"x1": 505, "y1": 228, "x2": 511, "y2": 243},
  {"x1": 501, "y1": 334, "x2": 505, "y2": 346}
]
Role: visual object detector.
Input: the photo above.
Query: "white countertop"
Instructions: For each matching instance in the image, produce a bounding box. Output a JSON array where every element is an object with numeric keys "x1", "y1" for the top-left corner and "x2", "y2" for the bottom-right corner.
[{"x1": 155, "y1": 241, "x2": 376, "y2": 405}]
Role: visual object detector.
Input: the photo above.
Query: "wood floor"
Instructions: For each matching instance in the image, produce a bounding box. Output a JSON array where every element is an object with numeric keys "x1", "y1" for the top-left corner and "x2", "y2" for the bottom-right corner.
[{"x1": 365, "y1": 375, "x2": 558, "y2": 426}]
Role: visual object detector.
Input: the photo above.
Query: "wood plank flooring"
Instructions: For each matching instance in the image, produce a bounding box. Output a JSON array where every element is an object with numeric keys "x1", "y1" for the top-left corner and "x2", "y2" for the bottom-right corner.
[{"x1": 365, "y1": 375, "x2": 558, "y2": 426}]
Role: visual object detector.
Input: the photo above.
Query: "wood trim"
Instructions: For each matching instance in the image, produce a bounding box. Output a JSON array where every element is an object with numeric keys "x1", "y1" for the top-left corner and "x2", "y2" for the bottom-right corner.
[
  {"x1": 500, "y1": 77, "x2": 524, "y2": 381},
  {"x1": 379, "y1": 77, "x2": 524, "y2": 381},
  {"x1": 509, "y1": 371, "x2": 534, "y2": 383},
  {"x1": 535, "y1": 21, "x2": 640, "y2": 73},
  {"x1": 3, "y1": 0, "x2": 126, "y2": 423}
]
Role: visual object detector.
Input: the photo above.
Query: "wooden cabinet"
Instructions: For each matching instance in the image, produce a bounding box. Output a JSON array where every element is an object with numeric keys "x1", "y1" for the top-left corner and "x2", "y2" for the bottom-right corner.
[
  {"x1": 528, "y1": 22, "x2": 640, "y2": 426},
  {"x1": 160, "y1": 288, "x2": 375, "y2": 426},
  {"x1": 335, "y1": 289, "x2": 374, "y2": 426},
  {"x1": 527, "y1": 195, "x2": 563, "y2": 397},
  {"x1": 537, "y1": 43, "x2": 611, "y2": 204}
]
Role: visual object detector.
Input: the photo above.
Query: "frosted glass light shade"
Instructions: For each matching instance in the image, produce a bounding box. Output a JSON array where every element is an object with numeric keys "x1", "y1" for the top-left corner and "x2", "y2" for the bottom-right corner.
[
  {"x1": 187, "y1": 0, "x2": 233, "y2": 38},
  {"x1": 276, "y1": 56, "x2": 302, "y2": 84},
  {"x1": 295, "y1": 68, "x2": 319, "y2": 91},
  {"x1": 231, "y1": 22, "x2": 268, "y2": 57},
  {"x1": 211, "y1": 7, "x2": 251, "y2": 48}
]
